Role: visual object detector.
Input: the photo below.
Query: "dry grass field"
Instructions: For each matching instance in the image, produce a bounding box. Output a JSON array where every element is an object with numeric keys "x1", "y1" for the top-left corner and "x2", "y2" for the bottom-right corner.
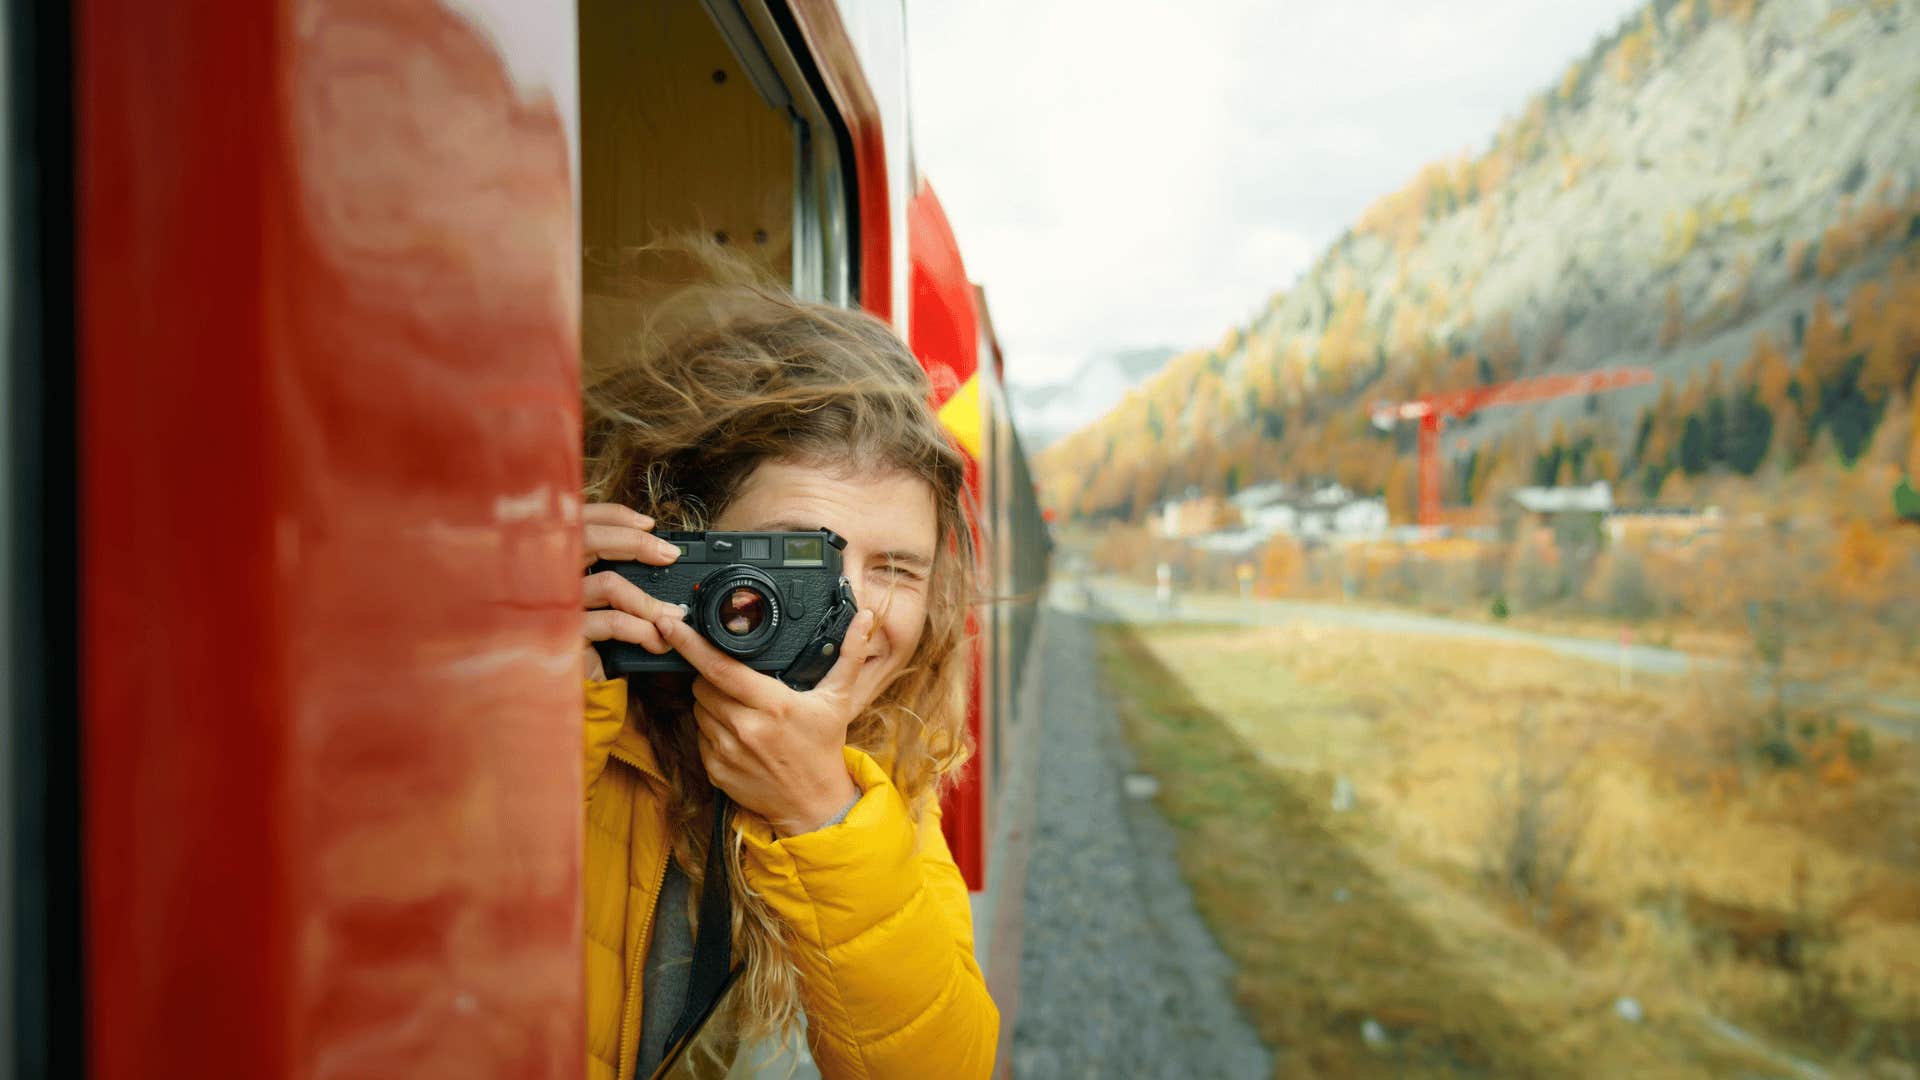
[{"x1": 1101, "y1": 621, "x2": 1920, "y2": 1078}]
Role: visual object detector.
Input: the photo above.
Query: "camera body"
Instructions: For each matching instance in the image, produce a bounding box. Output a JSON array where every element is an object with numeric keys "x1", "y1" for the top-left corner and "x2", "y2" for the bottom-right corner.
[{"x1": 590, "y1": 528, "x2": 859, "y2": 691}]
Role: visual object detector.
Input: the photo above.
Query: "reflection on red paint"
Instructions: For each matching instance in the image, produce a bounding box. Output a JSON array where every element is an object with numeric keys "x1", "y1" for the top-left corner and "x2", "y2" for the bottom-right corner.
[{"x1": 81, "y1": 1, "x2": 583, "y2": 1075}]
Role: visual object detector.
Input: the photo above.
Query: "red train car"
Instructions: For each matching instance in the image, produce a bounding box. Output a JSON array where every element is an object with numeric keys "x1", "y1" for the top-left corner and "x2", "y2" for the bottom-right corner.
[{"x1": 4, "y1": 1, "x2": 1048, "y2": 1075}]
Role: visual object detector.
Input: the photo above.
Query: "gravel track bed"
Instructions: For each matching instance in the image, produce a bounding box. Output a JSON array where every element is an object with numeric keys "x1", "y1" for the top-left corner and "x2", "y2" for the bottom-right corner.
[{"x1": 1012, "y1": 611, "x2": 1271, "y2": 1079}]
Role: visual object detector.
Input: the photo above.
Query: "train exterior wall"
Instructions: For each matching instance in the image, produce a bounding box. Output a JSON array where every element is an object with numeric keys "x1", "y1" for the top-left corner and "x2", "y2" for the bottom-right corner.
[{"x1": 79, "y1": 1, "x2": 585, "y2": 1074}]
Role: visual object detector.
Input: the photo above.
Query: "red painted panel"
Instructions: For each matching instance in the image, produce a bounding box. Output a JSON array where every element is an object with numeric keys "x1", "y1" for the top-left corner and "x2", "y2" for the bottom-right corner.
[
  {"x1": 80, "y1": 2, "x2": 583, "y2": 1075},
  {"x1": 908, "y1": 182, "x2": 978, "y2": 409},
  {"x1": 906, "y1": 181, "x2": 987, "y2": 889}
]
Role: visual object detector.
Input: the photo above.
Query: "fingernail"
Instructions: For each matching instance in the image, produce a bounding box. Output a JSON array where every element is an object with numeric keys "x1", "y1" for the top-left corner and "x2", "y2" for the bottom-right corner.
[{"x1": 655, "y1": 539, "x2": 680, "y2": 561}]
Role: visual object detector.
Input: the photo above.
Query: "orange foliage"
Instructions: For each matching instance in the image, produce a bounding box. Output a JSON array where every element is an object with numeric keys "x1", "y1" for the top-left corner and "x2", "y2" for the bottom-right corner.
[
  {"x1": 1256, "y1": 536, "x2": 1306, "y2": 597},
  {"x1": 1355, "y1": 154, "x2": 1478, "y2": 251},
  {"x1": 1908, "y1": 374, "x2": 1920, "y2": 481},
  {"x1": 1606, "y1": 14, "x2": 1657, "y2": 83},
  {"x1": 1384, "y1": 456, "x2": 1418, "y2": 524},
  {"x1": 1828, "y1": 516, "x2": 1894, "y2": 602},
  {"x1": 1744, "y1": 332, "x2": 1792, "y2": 408},
  {"x1": 1816, "y1": 187, "x2": 1920, "y2": 279},
  {"x1": 1800, "y1": 296, "x2": 1844, "y2": 413},
  {"x1": 1317, "y1": 287, "x2": 1376, "y2": 384}
]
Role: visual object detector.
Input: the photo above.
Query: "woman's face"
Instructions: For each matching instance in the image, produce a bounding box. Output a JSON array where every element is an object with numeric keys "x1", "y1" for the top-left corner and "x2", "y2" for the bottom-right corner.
[{"x1": 711, "y1": 458, "x2": 939, "y2": 711}]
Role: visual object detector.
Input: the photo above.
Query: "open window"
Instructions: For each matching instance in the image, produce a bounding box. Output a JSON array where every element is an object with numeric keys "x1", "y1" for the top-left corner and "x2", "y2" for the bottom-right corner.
[{"x1": 578, "y1": 0, "x2": 854, "y2": 307}]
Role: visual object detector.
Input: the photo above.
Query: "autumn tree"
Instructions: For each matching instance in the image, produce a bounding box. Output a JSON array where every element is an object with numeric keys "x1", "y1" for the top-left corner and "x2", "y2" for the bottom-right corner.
[
  {"x1": 1799, "y1": 295, "x2": 1844, "y2": 416},
  {"x1": 1257, "y1": 536, "x2": 1306, "y2": 597},
  {"x1": 1862, "y1": 317, "x2": 1908, "y2": 406},
  {"x1": 1590, "y1": 446, "x2": 1621, "y2": 485},
  {"x1": 1909, "y1": 370, "x2": 1920, "y2": 481}
]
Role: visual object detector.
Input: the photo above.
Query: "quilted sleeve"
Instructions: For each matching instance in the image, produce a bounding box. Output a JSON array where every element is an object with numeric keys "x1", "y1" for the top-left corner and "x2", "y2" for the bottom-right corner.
[
  {"x1": 737, "y1": 747, "x2": 998, "y2": 1078},
  {"x1": 582, "y1": 677, "x2": 627, "y2": 799}
]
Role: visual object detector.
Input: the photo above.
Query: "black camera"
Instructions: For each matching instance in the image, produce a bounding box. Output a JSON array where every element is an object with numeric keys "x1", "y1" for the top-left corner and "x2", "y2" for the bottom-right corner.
[{"x1": 590, "y1": 528, "x2": 859, "y2": 691}]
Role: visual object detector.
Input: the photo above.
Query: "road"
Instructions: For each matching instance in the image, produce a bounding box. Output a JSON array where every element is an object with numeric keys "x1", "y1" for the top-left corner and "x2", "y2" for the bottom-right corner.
[{"x1": 1069, "y1": 578, "x2": 1920, "y2": 740}]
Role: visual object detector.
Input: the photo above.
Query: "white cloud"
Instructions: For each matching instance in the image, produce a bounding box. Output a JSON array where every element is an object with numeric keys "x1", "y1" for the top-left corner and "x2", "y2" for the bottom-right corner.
[{"x1": 906, "y1": 0, "x2": 1647, "y2": 386}]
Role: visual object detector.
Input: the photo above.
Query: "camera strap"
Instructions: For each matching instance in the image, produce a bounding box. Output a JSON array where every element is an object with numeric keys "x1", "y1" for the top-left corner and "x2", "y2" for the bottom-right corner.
[{"x1": 664, "y1": 791, "x2": 736, "y2": 1056}]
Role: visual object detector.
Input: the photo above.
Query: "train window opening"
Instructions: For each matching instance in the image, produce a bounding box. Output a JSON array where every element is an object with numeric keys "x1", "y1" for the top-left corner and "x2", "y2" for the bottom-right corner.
[
  {"x1": 6, "y1": 0, "x2": 81, "y2": 1069},
  {"x1": 577, "y1": 0, "x2": 852, "y2": 361}
]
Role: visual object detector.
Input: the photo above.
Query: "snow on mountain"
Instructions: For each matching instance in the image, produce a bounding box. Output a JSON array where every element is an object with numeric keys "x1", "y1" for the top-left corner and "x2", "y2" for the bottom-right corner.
[{"x1": 1007, "y1": 346, "x2": 1179, "y2": 451}]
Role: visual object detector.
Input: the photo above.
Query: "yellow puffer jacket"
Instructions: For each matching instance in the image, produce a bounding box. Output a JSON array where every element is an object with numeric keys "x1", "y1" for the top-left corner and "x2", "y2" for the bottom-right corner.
[{"x1": 582, "y1": 678, "x2": 998, "y2": 1080}]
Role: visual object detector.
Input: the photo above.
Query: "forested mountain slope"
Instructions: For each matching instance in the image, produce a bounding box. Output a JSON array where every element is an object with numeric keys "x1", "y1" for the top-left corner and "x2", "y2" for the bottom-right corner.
[{"x1": 1041, "y1": 0, "x2": 1920, "y2": 523}]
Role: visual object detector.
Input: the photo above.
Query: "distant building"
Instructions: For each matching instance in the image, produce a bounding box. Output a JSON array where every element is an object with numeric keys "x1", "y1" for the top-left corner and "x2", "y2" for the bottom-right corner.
[
  {"x1": 1191, "y1": 527, "x2": 1269, "y2": 556},
  {"x1": 1512, "y1": 481, "x2": 1613, "y2": 515},
  {"x1": 1506, "y1": 481, "x2": 1613, "y2": 549},
  {"x1": 1186, "y1": 482, "x2": 1386, "y2": 548},
  {"x1": 1227, "y1": 481, "x2": 1291, "y2": 513},
  {"x1": 1297, "y1": 496, "x2": 1388, "y2": 541},
  {"x1": 1604, "y1": 505, "x2": 1725, "y2": 546},
  {"x1": 1157, "y1": 493, "x2": 1239, "y2": 538}
]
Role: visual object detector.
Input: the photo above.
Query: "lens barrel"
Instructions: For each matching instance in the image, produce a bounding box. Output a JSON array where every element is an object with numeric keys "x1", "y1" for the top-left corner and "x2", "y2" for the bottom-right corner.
[{"x1": 695, "y1": 565, "x2": 783, "y2": 658}]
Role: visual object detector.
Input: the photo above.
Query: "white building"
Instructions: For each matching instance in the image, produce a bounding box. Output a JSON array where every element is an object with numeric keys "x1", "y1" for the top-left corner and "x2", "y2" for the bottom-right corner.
[
  {"x1": 1190, "y1": 482, "x2": 1387, "y2": 548},
  {"x1": 1512, "y1": 480, "x2": 1613, "y2": 515}
]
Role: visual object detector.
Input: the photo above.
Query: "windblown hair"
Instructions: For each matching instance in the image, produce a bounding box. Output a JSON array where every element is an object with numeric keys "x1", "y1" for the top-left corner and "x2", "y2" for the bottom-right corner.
[{"x1": 582, "y1": 245, "x2": 976, "y2": 1044}]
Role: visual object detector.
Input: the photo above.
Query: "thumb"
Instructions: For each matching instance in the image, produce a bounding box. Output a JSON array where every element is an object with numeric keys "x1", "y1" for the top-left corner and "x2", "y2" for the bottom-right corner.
[{"x1": 814, "y1": 610, "x2": 879, "y2": 701}]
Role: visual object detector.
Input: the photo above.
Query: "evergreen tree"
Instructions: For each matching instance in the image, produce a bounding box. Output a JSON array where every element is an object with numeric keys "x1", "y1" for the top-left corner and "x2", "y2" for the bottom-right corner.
[
  {"x1": 1725, "y1": 388, "x2": 1774, "y2": 475},
  {"x1": 1640, "y1": 463, "x2": 1669, "y2": 500},
  {"x1": 1704, "y1": 394, "x2": 1729, "y2": 465},
  {"x1": 1826, "y1": 355, "x2": 1882, "y2": 465},
  {"x1": 1456, "y1": 448, "x2": 1481, "y2": 505},
  {"x1": 1535, "y1": 442, "x2": 1565, "y2": 486},
  {"x1": 1679, "y1": 413, "x2": 1711, "y2": 474}
]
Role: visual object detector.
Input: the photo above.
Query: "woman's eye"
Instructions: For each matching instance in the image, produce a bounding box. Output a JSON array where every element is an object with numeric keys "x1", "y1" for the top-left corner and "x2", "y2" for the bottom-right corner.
[{"x1": 876, "y1": 563, "x2": 926, "y2": 582}]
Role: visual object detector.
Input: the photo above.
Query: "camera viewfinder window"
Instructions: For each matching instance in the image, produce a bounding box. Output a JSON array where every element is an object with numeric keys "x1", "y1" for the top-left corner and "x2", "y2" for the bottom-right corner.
[
  {"x1": 743, "y1": 537, "x2": 771, "y2": 560},
  {"x1": 783, "y1": 536, "x2": 824, "y2": 566}
]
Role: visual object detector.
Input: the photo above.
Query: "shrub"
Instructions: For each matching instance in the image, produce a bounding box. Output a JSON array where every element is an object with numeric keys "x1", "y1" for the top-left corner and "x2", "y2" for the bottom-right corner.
[
  {"x1": 1484, "y1": 713, "x2": 1589, "y2": 922},
  {"x1": 1600, "y1": 548, "x2": 1659, "y2": 619}
]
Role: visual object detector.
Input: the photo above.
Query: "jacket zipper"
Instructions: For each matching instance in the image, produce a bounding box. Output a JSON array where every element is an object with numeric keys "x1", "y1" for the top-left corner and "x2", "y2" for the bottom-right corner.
[{"x1": 611, "y1": 744, "x2": 670, "y2": 1080}]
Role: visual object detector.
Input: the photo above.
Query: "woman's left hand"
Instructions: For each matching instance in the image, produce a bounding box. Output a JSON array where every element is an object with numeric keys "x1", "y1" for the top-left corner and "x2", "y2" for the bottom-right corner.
[{"x1": 655, "y1": 610, "x2": 879, "y2": 836}]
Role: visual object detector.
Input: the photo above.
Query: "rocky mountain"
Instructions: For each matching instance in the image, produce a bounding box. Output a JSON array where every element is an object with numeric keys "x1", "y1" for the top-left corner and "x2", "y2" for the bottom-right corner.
[
  {"x1": 1007, "y1": 346, "x2": 1178, "y2": 452},
  {"x1": 1040, "y1": 0, "x2": 1920, "y2": 523}
]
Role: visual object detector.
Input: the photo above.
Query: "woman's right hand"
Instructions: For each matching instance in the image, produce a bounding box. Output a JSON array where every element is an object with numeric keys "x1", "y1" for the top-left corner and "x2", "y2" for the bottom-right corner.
[{"x1": 581, "y1": 502, "x2": 685, "y2": 681}]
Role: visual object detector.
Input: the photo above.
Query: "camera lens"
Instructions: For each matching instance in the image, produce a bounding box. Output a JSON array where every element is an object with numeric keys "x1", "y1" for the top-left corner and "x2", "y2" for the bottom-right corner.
[
  {"x1": 717, "y1": 587, "x2": 768, "y2": 636},
  {"x1": 695, "y1": 565, "x2": 782, "y2": 659}
]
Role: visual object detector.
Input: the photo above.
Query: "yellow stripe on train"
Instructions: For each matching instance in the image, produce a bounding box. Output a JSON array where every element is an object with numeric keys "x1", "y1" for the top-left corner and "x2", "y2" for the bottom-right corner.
[{"x1": 936, "y1": 371, "x2": 983, "y2": 459}]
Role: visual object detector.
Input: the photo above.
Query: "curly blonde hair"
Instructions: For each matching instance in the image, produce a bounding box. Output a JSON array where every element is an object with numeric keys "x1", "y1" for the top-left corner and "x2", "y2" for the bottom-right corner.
[{"x1": 582, "y1": 245, "x2": 975, "y2": 1044}]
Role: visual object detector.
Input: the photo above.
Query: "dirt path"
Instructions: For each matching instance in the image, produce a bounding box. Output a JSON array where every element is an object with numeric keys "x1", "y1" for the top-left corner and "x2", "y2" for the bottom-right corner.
[{"x1": 1012, "y1": 608, "x2": 1272, "y2": 1078}]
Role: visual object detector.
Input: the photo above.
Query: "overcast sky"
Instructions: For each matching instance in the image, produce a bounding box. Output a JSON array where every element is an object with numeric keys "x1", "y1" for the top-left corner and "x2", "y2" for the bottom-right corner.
[{"x1": 905, "y1": 0, "x2": 1649, "y2": 388}]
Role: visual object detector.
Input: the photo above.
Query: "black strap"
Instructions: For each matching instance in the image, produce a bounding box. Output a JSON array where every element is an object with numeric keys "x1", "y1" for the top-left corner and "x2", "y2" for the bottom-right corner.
[{"x1": 665, "y1": 792, "x2": 734, "y2": 1054}]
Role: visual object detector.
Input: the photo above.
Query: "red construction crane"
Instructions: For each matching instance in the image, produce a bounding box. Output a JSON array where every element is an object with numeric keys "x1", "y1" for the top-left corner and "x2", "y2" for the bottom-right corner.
[{"x1": 1371, "y1": 366, "x2": 1656, "y2": 527}]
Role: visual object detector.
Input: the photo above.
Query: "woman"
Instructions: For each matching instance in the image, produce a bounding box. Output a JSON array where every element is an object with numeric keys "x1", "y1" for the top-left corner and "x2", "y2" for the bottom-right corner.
[{"x1": 577, "y1": 271, "x2": 998, "y2": 1080}]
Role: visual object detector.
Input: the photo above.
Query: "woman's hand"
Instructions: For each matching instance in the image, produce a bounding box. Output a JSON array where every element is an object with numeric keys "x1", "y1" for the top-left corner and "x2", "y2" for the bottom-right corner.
[
  {"x1": 581, "y1": 502, "x2": 686, "y2": 681},
  {"x1": 655, "y1": 609, "x2": 881, "y2": 836}
]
